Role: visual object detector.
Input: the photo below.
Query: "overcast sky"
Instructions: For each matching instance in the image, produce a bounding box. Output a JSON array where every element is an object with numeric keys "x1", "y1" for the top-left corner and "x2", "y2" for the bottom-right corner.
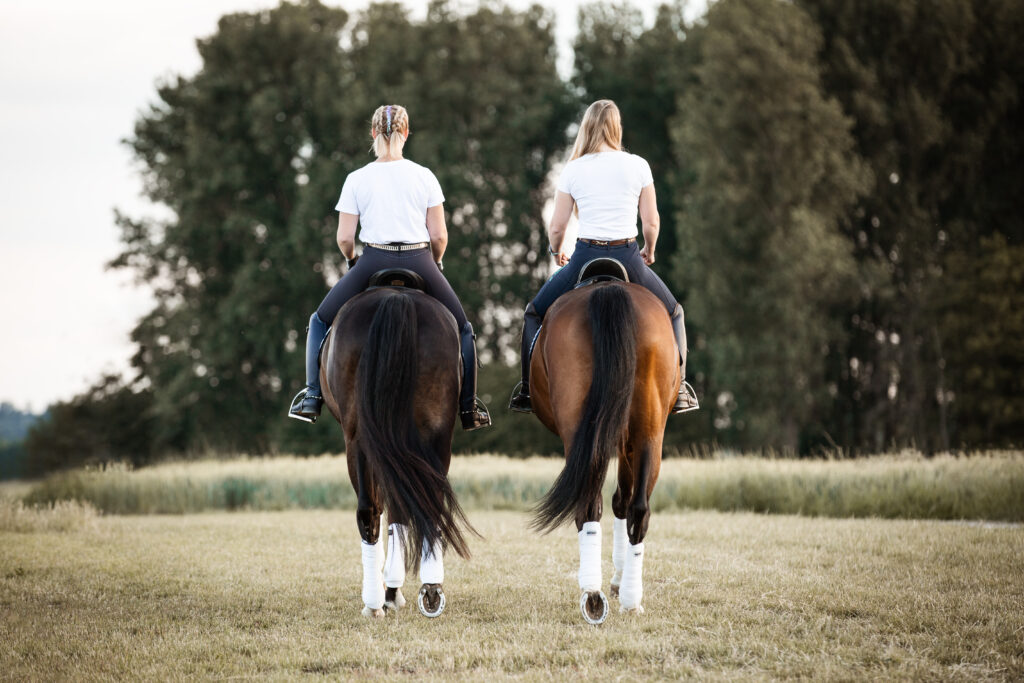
[{"x1": 0, "y1": 0, "x2": 704, "y2": 412}]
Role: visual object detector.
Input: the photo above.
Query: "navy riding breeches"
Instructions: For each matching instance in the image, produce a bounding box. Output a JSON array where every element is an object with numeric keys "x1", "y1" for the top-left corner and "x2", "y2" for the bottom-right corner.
[
  {"x1": 316, "y1": 246, "x2": 468, "y2": 329},
  {"x1": 530, "y1": 240, "x2": 677, "y2": 318}
]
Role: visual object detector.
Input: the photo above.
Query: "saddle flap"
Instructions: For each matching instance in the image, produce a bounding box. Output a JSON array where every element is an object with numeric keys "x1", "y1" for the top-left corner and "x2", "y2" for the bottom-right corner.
[
  {"x1": 575, "y1": 257, "x2": 629, "y2": 288},
  {"x1": 367, "y1": 268, "x2": 427, "y2": 291}
]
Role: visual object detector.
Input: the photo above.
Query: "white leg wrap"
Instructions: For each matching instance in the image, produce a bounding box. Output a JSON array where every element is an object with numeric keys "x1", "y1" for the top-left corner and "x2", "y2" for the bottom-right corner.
[
  {"x1": 376, "y1": 514, "x2": 386, "y2": 572},
  {"x1": 619, "y1": 541, "x2": 645, "y2": 610},
  {"x1": 577, "y1": 521, "x2": 602, "y2": 592},
  {"x1": 361, "y1": 540, "x2": 385, "y2": 610},
  {"x1": 383, "y1": 523, "x2": 406, "y2": 588},
  {"x1": 419, "y1": 538, "x2": 444, "y2": 584},
  {"x1": 612, "y1": 517, "x2": 627, "y2": 579}
]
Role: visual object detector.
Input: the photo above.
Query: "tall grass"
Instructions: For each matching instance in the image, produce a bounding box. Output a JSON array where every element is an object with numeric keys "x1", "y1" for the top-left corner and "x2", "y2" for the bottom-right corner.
[
  {"x1": 19, "y1": 452, "x2": 1024, "y2": 521},
  {"x1": 0, "y1": 499, "x2": 98, "y2": 533}
]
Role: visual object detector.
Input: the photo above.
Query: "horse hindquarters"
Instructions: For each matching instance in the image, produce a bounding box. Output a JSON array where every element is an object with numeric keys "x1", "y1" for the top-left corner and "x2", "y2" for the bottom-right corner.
[
  {"x1": 353, "y1": 291, "x2": 471, "y2": 570},
  {"x1": 531, "y1": 284, "x2": 639, "y2": 534}
]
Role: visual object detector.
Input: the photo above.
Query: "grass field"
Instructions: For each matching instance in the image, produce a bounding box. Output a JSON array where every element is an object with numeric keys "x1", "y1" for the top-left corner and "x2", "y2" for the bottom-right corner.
[
  {"x1": 2, "y1": 508, "x2": 1022, "y2": 680},
  {"x1": 17, "y1": 452, "x2": 1024, "y2": 521}
]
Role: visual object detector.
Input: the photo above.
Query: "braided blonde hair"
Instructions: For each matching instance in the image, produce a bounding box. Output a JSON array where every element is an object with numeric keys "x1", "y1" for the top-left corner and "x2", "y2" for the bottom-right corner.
[
  {"x1": 370, "y1": 104, "x2": 409, "y2": 159},
  {"x1": 569, "y1": 100, "x2": 623, "y2": 161}
]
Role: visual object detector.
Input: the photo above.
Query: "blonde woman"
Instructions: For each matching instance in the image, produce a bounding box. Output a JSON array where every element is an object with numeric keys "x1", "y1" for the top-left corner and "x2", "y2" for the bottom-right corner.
[
  {"x1": 289, "y1": 104, "x2": 491, "y2": 431},
  {"x1": 509, "y1": 99, "x2": 699, "y2": 414}
]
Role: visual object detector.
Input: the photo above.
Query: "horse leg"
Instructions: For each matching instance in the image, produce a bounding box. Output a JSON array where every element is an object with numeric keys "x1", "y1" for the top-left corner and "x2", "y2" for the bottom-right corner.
[
  {"x1": 417, "y1": 537, "x2": 446, "y2": 618},
  {"x1": 383, "y1": 522, "x2": 407, "y2": 611},
  {"x1": 575, "y1": 480, "x2": 608, "y2": 625},
  {"x1": 610, "y1": 446, "x2": 634, "y2": 598},
  {"x1": 620, "y1": 439, "x2": 662, "y2": 614},
  {"x1": 353, "y1": 445, "x2": 386, "y2": 618}
]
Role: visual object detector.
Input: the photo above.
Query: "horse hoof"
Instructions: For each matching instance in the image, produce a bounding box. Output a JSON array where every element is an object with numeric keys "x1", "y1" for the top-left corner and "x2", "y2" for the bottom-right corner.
[
  {"x1": 620, "y1": 604, "x2": 645, "y2": 615},
  {"x1": 361, "y1": 606, "x2": 386, "y2": 619},
  {"x1": 417, "y1": 583, "x2": 446, "y2": 618},
  {"x1": 580, "y1": 590, "x2": 609, "y2": 625},
  {"x1": 384, "y1": 587, "x2": 406, "y2": 612},
  {"x1": 610, "y1": 583, "x2": 620, "y2": 598}
]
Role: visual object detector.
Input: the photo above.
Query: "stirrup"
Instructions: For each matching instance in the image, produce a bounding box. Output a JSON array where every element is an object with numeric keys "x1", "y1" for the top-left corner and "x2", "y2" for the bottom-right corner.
[
  {"x1": 672, "y1": 381, "x2": 700, "y2": 414},
  {"x1": 508, "y1": 382, "x2": 533, "y2": 414},
  {"x1": 461, "y1": 397, "x2": 492, "y2": 431},
  {"x1": 288, "y1": 388, "x2": 323, "y2": 423}
]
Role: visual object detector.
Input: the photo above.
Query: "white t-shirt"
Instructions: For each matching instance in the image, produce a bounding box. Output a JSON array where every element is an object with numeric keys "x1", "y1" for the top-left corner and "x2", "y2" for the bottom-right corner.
[
  {"x1": 335, "y1": 159, "x2": 445, "y2": 244},
  {"x1": 556, "y1": 151, "x2": 654, "y2": 240}
]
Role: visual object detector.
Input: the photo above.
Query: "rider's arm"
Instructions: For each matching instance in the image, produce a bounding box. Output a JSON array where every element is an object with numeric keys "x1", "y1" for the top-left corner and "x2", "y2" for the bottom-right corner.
[
  {"x1": 426, "y1": 203, "x2": 448, "y2": 263},
  {"x1": 638, "y1": 184, "x2": 659, "y2": 266},
  {"x1": 337, "y1": 212, "x2": 359, "y2": 262},
  {"x1": 548, "y1": 190, "x2": 575, "y2": 265}
]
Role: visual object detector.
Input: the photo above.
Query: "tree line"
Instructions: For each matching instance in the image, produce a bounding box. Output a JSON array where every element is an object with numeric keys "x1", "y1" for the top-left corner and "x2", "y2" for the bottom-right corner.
[{"x1": 23, "y1": 0, "x2": 1023, "y2": 474}]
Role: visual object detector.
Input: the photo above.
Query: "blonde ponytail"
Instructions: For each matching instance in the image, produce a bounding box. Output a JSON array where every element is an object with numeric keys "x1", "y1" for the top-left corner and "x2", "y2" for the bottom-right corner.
[{"x1": 369, "y1": 104, "x2": 410, "y2": 159}]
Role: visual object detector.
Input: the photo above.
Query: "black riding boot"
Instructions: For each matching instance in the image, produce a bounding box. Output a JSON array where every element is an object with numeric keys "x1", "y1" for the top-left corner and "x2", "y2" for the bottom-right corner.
[
  {"x1": 288, "y1": 312, "x2": 330, "y2": 423},
  {"x1": 508, "y1": 302, "x2": 542, "y2": 413},
  {"x1": 459, "y1": 321, "x2": 492, "y2": 431},
  {"x1": 670, "y1": 304, "x2": 699, "y2": 414}
]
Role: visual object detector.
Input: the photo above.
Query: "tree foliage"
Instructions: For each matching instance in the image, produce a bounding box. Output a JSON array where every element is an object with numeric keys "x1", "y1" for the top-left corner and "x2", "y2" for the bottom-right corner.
[
  {"x1": 23, "y1": 0, "x2": 1024, "y2": 470},
  {"x1": 670, "y1": 0, "x2": 870, "y2": 451}
]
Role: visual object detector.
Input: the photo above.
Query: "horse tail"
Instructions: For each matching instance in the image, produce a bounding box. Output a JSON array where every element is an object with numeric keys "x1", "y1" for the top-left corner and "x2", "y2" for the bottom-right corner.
[
  {"x1": 355, "y1": 291, "x2": 472, "y2": 568},
  {"x1": 532, "y1": 284, "x2": 638, "y2": 533}
]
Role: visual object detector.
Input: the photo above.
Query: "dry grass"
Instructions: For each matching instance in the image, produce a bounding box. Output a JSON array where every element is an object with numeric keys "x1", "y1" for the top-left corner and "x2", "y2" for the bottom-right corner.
[
  {"x1": 1, "y1": 509, "x2": 1021, "y2": 680},
  {"x1": 0, "y1": 499, "x2": 98, "y2": 533},
  {"x1": 20, "y1": 452, "x2": 1024, "y2": 521}
]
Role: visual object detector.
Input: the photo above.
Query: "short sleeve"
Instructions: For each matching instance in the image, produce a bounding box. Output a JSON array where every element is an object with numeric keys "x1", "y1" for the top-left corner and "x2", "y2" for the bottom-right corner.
[
  {"x1": 335, "y1": 173, "x2": 359, "y2": 214},
  {"x1": 556, "y1": 162, "x2": 574, "y2": 195},
  {"x1": 637, "y1": 155, "x2": 654, "y2": 188},
  {"x1": 425, "y1": 168, "x2": 445, "y2": 207}
]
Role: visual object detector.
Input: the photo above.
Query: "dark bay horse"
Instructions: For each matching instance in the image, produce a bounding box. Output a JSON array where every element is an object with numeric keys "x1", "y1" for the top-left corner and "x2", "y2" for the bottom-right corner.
[
  {"x1": 530, "y1": 280, "x2": 678, "y2": 624},
  {"x1": 320, "y1": 285, "x2": 475, "y2": 618}
]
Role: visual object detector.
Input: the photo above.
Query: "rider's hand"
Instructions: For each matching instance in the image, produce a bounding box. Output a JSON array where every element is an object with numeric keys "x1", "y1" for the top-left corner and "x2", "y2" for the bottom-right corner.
[
  {"x1": 640, "y1": 245, "x2": 655, "y2": 265},
  {"x1": 556, "y1": 251, "x2": 570, "y2": 266}
]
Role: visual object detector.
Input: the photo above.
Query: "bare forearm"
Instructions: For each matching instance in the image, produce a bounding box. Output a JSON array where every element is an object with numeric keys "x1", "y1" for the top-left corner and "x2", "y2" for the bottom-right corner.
[
  {"x1": 548, "y1": 222, "x2": 568, "y2": 252},
  {"x1": 337, "y1": 238, "x2": 356, "y2": 261},
  {"x1": 430, "y1": 235, "x2": 447, "y2": 263},
  {"x1": 642, "y1": 221, "x2": 659, "y2": 254}
]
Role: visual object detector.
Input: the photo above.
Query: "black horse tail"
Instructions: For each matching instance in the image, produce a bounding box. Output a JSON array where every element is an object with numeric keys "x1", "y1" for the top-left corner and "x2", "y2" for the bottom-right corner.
[
  {"x1": 355, "y1": 291, "x2": 472, "y2": 568},
  {"x1": 532, "y1": 284, "x2": 638, "y2": 533}
]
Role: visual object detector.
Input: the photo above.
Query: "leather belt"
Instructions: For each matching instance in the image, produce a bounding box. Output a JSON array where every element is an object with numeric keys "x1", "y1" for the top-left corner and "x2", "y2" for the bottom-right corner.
[
  {"x1": 364, "y1": 241, "x2": 430, "y2": 251},
  {"x1": 578, "y1": 237, "x2": 636, "y2": 247}
]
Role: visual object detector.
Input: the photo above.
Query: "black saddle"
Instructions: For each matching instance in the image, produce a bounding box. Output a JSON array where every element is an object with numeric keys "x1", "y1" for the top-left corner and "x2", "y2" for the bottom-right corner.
[
  {"x1": 575, "y1": 257, "x2": 629, "y2": 289},
  {"x1": 367, "y1": 268, "x2": 426, "y2": 291}
]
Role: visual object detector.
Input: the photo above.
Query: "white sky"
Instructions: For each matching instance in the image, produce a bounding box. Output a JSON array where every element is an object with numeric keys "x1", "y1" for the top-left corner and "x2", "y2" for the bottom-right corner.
[{"x1": 0, "y1": 0, "x2": 703, "y2": 412}]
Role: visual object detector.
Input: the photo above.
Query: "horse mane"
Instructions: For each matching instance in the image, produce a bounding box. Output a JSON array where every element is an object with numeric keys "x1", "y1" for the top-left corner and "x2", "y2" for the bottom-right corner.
[{"x1": 531, "y1": 283, "x2": 638, "y2": 532}]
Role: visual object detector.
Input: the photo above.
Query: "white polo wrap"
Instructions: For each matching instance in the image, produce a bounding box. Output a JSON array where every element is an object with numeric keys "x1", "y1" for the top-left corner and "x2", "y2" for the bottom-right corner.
[
  {"x1": 619, "y1": 541, "x2": 645, "y2": 609},
  {"x1": 383, "y1": 523, "x2": 406, "y2": 588},
  {"x1": 577, "y1": 521, "x2": 602, "y2": 592},
  {"x1": 361, "y1": 540, "x2": 385, "y2": 609},
  {"x1": 612, "y1": 517, "x2": 627, "y2": 573},
  {"x1": 419, "y1": 538, "x2": 444, "y2": 584}
]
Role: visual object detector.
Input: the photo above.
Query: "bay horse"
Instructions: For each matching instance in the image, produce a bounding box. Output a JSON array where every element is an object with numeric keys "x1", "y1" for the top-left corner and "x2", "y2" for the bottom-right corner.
[
  {"x1": 320, "y1": 273, "x2": 475, "y2": 618},
  {"x1": 530, "y1": 274, "x2": 678, "y2": 624}
]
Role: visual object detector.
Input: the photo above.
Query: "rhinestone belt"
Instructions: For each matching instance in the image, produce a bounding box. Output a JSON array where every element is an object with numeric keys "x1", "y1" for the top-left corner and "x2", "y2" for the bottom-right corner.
[{"x1": 363, "y1": 241, "x2": 430, "y2": 251}]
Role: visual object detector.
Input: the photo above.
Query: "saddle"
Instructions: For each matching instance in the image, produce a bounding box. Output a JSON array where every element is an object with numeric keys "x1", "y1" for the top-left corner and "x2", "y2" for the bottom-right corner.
[
  {"x1": 574, "y1": 257, "x2": 629, "y2": 289},
  {"x1": 367, "y1": 268, "x2": 426, "y2": 291}
]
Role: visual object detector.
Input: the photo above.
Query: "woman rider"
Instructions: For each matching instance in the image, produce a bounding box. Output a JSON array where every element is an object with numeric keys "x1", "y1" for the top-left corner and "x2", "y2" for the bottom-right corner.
[
  {"x1": 508, "y1": 99, "x2": 699, "y2": 414},
  {"x1": 289, "y1": 104, "x2": 492, "y2": 431}
]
